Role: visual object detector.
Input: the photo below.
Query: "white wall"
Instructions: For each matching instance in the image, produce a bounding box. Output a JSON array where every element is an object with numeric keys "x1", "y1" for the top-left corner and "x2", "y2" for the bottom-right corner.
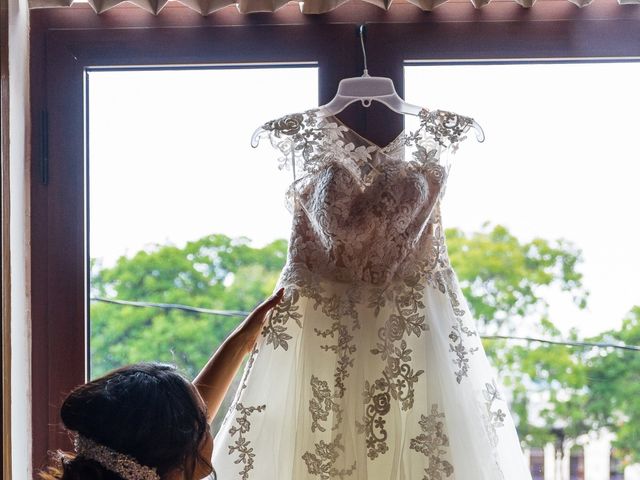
[
  {"x1": 8, "y1": 0, "x2": 32, "y2": 478},
  {"x1": 584, "y1": 433, "x2": 612, "y2": 480},
  {"x1": 626, "y1": 465, "x2": 640, "y2": 480}
]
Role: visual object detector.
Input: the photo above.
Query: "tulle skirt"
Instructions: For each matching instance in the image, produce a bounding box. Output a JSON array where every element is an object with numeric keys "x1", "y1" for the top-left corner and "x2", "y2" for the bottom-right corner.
[{"x1": 212, "y1": 270, "x2": 532, "y2": 480}]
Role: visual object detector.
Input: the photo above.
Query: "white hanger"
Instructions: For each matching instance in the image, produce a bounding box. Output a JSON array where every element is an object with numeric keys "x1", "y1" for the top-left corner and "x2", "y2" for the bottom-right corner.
[
  {"x1": 251, "y1": 24, "x2": 484, "y2": 147},
  {"x1": 317, "y1": 25, "x2": 484, "y2": 143},
  {"x1": 316, "y1": 25, "x2": 425, "y2": 118}
]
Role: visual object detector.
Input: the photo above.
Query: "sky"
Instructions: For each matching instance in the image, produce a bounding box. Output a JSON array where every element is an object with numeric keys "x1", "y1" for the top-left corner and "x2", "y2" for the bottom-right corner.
[{"x1": 88, "y1": 61, "x2": 640, "y2": 338}]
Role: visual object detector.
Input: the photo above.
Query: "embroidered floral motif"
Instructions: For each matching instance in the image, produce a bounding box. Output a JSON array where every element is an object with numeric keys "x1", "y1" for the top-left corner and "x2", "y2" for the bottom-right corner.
[
  {"x1": 420, "y1": 109, "x2": 473, "y2": 153},
  {"x1": 356, "y1": 276, "x2": 427, "y2": 459},
  {"x1": 224, "y1": 346, "x2": 265, "y2": 480},
  {"x1": 228, "y1": 403, "x2": 266, "y2": 480},
  {"x1": 304, "y1": 375, "x2": 355, "y2": 477},
  {"x1": 448, "y1": 315, "x2": 480, "y2": 383},
  {"x1": 308, "y1": 375, "x2": 342, "y2": 433},
  {"x1": 356, "y1": 379, "x2": 390, "y2": 459},
  {"x1": 261, "y1": 288, "x2": 302, "y2": 350},
  {"x1": 437, "y1": 250, "x2": 480, "y2": 383},
  {"x1": 315, "y1": 320, "x2": 357, "y2": 398},
  {"x1": 409, "y1": 404, "x2": 454, "y2": 479},
  {"x1": 302, "y1": 435, "x2": 357, "y2": 480},
  {"x1": 259, "y1": 107, "x2": 472, "y2": 215},
  {"x1": 482, "y1": 380, "x2": 507, "y2": 447}
]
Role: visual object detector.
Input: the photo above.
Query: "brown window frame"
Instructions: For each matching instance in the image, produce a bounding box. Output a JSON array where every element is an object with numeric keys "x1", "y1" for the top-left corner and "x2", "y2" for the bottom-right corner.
[{"x1": 30, "y1": 2, "x2": 640, "y2": 473}]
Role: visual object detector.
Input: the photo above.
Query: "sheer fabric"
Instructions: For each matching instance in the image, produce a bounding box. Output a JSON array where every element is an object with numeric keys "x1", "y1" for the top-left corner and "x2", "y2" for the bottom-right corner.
[{"x1": 211, "y1": 107, "x2": 532, "y2": 480}]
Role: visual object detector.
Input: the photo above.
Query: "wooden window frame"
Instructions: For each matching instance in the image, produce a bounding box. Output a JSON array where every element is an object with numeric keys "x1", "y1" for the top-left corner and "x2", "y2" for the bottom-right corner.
[{"x1": 30, "y1": 2, "x2": 640, "y2": 473}]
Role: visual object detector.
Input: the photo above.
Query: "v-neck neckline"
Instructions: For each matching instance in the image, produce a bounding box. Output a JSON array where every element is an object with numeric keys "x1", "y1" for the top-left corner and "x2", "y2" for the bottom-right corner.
[{"x1": 315, "y1": 107, "x2": 429, "y2": 152}]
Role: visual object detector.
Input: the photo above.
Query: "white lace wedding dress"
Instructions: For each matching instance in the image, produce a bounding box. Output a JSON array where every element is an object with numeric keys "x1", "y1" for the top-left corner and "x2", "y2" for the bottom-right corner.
[{"x1": 211, "y1": 107, "x2": 532, "y2": 480}]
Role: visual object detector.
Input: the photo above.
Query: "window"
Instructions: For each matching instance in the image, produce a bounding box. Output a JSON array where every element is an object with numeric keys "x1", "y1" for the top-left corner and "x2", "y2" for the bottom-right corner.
[
  {"x1": 30, "y1": 7, "x2": 640, "y2": 473},
  {"x1": 30, "y1": 20, "x2": 360, "y2": 468},
  {"x1": 405, "y1": 59, "x2": 640, "y2": 331},
  {"x1": 87, "y1": 65, "x2": 318, "y2": 432}
]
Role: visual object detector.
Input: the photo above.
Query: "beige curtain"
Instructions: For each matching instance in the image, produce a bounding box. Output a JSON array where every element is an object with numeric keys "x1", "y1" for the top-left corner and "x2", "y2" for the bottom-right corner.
[{"x1": 27, "y1": 0, "x2": 640, "y2": 15}]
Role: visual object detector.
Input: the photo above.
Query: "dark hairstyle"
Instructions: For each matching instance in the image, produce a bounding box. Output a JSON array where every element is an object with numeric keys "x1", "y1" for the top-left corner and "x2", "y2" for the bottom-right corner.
[{"x1": 38, "y1": 362, "x2": 214, "y2": 480}]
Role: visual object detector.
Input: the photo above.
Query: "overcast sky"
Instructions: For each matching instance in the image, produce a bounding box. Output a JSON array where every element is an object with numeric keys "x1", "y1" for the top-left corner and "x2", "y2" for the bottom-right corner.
[{"x1": 88, "y1": 61, "x2": 640, "y2": 338}]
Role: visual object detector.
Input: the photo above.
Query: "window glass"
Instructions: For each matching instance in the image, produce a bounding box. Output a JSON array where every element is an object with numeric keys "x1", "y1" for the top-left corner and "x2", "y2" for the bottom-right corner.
[
  {"x1": 406, "y1": 61, "x2": 640, "y2": 474},
  {"x1": 87, "y1": 66, "x2": 318, "y2": 431}
]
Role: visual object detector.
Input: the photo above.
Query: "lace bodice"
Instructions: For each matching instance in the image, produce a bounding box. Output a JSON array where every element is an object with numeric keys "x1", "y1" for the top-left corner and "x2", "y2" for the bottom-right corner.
[{"x1": 256, "y1": 107, "x2": 475, "y2": 289}]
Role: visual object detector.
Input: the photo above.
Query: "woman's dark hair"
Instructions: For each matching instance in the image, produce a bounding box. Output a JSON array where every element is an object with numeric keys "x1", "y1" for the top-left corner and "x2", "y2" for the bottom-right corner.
[{"x1": 38, "y1": 362, "x2": 213, "y2": 480}]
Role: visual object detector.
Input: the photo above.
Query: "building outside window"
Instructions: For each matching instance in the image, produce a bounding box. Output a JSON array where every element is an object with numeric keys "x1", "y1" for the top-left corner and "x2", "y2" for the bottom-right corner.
[{"x1": 570, "y1": 446, "x2": 585, "y2": 480}]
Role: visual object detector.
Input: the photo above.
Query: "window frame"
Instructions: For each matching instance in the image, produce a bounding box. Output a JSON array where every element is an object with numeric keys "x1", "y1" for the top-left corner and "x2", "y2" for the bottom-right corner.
[{"x1": 29, "y1": 2, "x2": 640, "y2": 472}]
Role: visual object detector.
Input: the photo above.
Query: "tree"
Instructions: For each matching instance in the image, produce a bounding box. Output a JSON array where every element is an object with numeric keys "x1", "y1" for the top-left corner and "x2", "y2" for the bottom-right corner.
[
  {"x1": 91, "y1": 234, "x2": 287, "y2": 378},
  {"x1": 90, "y1": 234, "x2": 287, "y2": 431},
  {"x1": 586, "y1": 306, "x2": 640, "y2": 464},
  {"x1": 446, "y1": 223, "x2": 591, "y2": 448},
  {"x1": 91, "y1": 224, "x2": 606, "y2": 453},
  {"x1": 445, "y1": 223, "x2": 588, "y2": 335}
]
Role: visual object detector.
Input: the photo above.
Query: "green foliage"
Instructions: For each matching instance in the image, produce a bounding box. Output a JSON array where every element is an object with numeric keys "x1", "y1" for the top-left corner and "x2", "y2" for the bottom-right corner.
[
  {"x1": 446, "y1": 223, "x2": 591, "y2": 447},
  {"x1": 89, "y1": 224, "x2": 639, "y2": 460},
  {"x1": 446, "y1": 223, "x2": 588, "y2": 335},
  {"x1": 90, "y1": 234, "x2": 287, "y2": 380},
  {"x1": 586, "y1": 307, "x2": 640, "y2": 464}
]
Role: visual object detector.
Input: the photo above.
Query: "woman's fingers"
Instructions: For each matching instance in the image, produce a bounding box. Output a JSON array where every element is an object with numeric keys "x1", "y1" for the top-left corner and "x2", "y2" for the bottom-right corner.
[
  {"x1": 241, "y1": 288, "x2": 285, "y2": 353},
  {"x1": 249, "y1": 287, "x2": 285, "y2": 320}
]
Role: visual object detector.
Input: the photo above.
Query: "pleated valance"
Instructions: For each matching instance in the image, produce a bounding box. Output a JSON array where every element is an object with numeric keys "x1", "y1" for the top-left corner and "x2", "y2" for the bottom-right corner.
[{"x1": 27, "y1": 0, "x2": 640, "y2": 15}]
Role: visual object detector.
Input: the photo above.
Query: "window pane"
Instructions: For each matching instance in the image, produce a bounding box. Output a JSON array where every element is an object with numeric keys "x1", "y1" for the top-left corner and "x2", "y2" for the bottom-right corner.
[
  {"x1": 87, "y1": 66, "x2": 318, "y2": 432},
  {"x1": 406, "y1": 61, "x2": 640, "y2": 476}
]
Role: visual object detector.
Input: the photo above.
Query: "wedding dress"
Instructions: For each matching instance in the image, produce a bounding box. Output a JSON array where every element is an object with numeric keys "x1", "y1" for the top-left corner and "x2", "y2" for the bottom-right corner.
[{"x1": 211, "y1": 107, "x2": 533, "y2": 480}]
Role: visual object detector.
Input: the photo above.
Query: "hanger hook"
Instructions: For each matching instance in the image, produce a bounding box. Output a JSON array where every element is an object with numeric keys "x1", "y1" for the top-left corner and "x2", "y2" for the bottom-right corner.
[{"x1": 358, "y1": 24, "x2": 369, "y2": 77}]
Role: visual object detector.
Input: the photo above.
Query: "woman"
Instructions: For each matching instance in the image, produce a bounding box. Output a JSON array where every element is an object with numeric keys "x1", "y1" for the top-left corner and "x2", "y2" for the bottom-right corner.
[{"x1": 39, "y1": 287, "x2": 285, "y2": 480}]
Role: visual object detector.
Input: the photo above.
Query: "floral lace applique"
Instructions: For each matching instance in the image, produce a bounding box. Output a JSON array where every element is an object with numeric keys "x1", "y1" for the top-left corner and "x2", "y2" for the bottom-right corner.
[
  {"x1": 420, "y1": 109, "x2": 474, "y2": 153},
  {"x1": 257, "y1": 106, "x2": 475, "y2": 294},
  {"x1": 441, "y1": 269, "x2": 480, "y2": 384},
  {"x1": 228, "y1": 403, "x2": 266, "y2": 480},
  {"x1": 258, "y1": 107, "x2": 474, "y2": 210},
  {"x1": 302, "y1": 434, "x2": 357, "y2": 480},
  {"x1": 315, "y1": 317, "x2": 358, "y2": 398},
  {"x1": 303, "y1": 375, "x2": 356, "y2": 477},
  {"x1": 356, "y1": 275, "x2": 427, "y2": 459},
  {"x1": 409, "y1": 403, "x2": 455, "y2": 479},
  {"x1": 262, "y1": 288, "x2": 303, "y2": 351},
  {"x1": 259, "y1": 107, "x2": 474, "y2": 170},
  {"x1": 303, "y1": 286, "x2": 360, "y2": 474},
  {"x1": 482, "y1": 380, "x2": 507, "y2": 447},
  {"x1": 226, "y1": 347, "x2": 265, "y2": 480}
]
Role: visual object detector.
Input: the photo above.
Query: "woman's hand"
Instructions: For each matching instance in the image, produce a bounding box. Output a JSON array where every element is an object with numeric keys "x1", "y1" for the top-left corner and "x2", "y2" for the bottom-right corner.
[
  {"x1": 193, "y1": 287, "x2": 286, "y2": 423},
  {"x1": 232, "y1": 287, "x2": 285, "y2": 354}
]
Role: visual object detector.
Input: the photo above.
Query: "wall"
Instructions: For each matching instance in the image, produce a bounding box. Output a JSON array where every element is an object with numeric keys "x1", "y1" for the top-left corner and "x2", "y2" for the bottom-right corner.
[{"x1": 8, "y1": 0, "x2": 31, "y2": 478}]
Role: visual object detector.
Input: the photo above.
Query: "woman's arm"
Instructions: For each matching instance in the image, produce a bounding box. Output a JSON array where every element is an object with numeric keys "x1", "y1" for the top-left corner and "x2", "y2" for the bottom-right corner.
[{"x1": 193, "y1": 287, "x2": 284, "y2": 424}]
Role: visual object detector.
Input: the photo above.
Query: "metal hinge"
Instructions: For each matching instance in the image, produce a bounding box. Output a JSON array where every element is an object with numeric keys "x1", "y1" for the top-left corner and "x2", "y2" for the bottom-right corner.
[{"x1": 40, "y1": 110, "x2": 49, "y2": 185}]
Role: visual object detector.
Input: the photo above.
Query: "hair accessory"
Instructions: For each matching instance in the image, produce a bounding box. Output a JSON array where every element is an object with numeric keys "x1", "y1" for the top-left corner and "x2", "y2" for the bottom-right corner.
[{"x1": 73, "y1": 433, "x2": 161, "y2": 480}]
